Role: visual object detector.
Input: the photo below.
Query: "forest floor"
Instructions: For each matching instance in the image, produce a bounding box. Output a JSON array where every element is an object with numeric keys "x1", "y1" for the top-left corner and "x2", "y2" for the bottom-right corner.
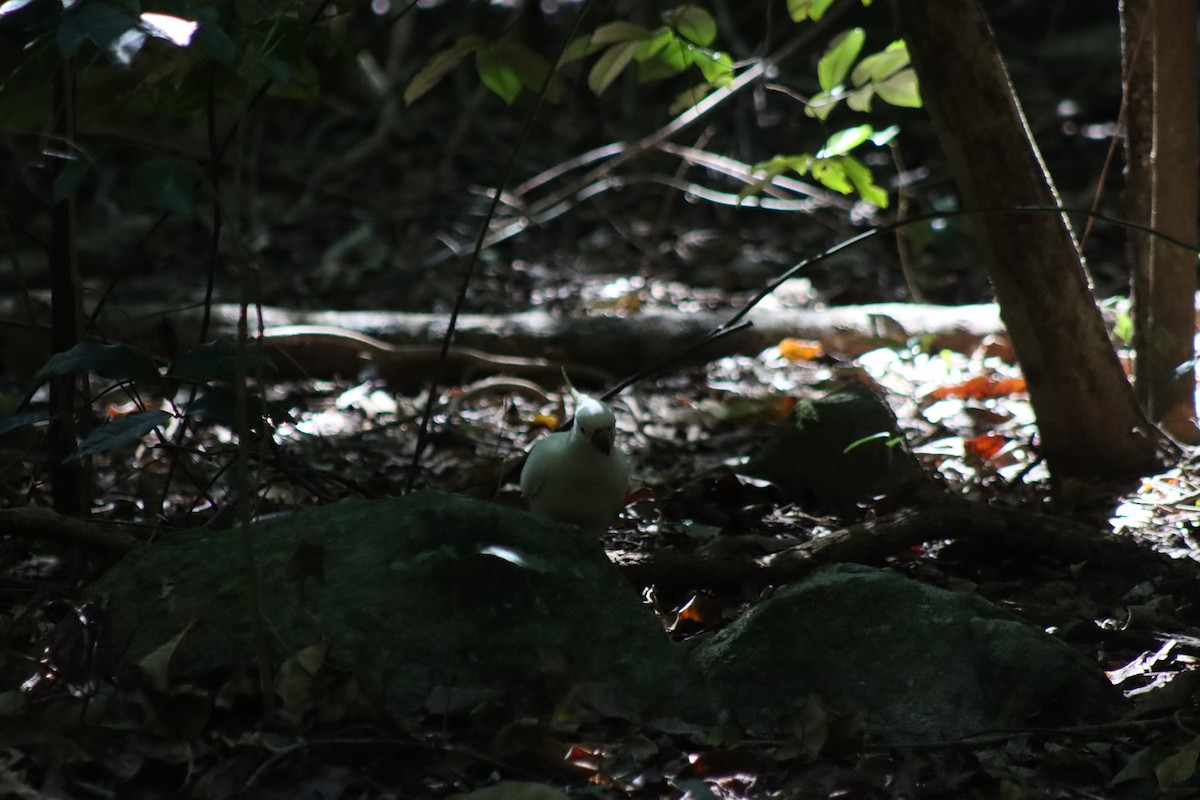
[
  {"x1": 4, "y1": 6, "x2": 1200, "y2": 796},
  {"x1": 5, "y1": 260, "x2": 1200, "y2": 798}
]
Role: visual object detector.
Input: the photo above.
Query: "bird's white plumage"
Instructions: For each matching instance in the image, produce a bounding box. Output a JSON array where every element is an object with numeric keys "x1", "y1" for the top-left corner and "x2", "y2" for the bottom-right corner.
[{"x1": 520, "y1": 395, "x2": 630, "y2": 531}]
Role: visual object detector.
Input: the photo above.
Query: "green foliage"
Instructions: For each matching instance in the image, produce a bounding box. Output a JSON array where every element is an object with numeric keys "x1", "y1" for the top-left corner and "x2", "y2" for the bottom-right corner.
[
  {"x1": 404, "y1": 4, "x2": 733, "y2": 106},
  {"x1": 742, "y1": 124, "x2": 898, "y2": 208},
  {"x1": 399, "y1": 1, "x2": 916, "y2": 207},
  {"x1": 808, "y1": 37, "x2": 922, "y2": 120},
  {"x1": 75, "y1": 410, "x2": 172, "y2": 459},
  {"x1": 37, "y1": 342, "x2": 162, "y2": 385},
  {"x1": 4, "y1": 339, "x2": 289, "y2": 459},
  {"x1": 787, "y1": 0, "x2": 872, "y2": 23}
]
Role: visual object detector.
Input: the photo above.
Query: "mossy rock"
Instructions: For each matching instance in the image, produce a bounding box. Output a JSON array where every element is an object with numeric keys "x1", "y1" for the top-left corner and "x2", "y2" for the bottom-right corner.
[
  {"x1": 88, "y1": 492, "x2": 717, "y2": 722},
  {"x1": 692, "y1": 564, "x2": 1127, "y2": 741},
  {"x1": 742, "y1": 384, "x2": 936, "y2": 514}
]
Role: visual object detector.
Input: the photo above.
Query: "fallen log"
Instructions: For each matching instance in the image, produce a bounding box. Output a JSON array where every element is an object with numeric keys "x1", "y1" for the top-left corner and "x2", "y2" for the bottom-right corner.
[{"x1": 0, "y1": 298, "x2": 1006, "y2": 386}]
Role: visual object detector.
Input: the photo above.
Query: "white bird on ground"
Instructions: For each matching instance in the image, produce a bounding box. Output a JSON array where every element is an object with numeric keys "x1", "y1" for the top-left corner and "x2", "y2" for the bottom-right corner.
[{"x1": 520, "y1": 394, "x2": 630, "y2": 532}]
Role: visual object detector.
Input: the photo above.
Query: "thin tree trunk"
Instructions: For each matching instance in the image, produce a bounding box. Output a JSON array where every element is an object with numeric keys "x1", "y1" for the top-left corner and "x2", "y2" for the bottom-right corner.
[
  {"x1": 890, "y1": 0, "x2": 1166, "y2": 481},
  {"x1": 48, "y1": 61, "x2": 84, "y2": 515},
  {"x1": 1122, "y1": 0, "x2": 1199, "y2": 440}
]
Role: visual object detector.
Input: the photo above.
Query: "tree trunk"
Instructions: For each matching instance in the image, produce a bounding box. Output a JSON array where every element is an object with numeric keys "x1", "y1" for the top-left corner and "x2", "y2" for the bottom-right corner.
[
  {"x1": 890, "y1": 0, "x2": 1167, "y2": 481},
  {"x1": 1122, "y1": 0, "x2": 1199, "y2": 441}
]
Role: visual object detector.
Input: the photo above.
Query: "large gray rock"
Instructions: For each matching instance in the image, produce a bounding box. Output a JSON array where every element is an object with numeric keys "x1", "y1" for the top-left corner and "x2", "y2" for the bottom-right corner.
[
  {"x1": 692, "y1": 564, "x2": 1127, "y2": 741},
  {"x1": 88, "y1": 493, "x2": 716, "y2": 722}
]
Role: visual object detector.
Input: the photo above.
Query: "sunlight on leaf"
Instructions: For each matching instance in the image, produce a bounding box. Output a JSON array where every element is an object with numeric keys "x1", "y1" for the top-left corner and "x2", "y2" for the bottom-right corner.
[
  {"x1": 139, "y1": 13, "x2": 197, "y2": 47},
  {"x1": 484, "y1": 41, "x2": 564, "y2": 103},
  {"x1": 778, "y1": 338, "x2": 823, "y2": 361},
  {"x1": 666, "y1": 5, "x2": 717, "y2": 47},
  {"x1": 840, "y1": 155, "x2": 888, "y2": 207},
  {"x1": 812, "y1": 158, "x2": 853, "y2": 195},
  {"x1": 476, "y1": 46, "x2": 522, "y2": 105},
  {"x1": 0, "y1": 0, "x2": 38, "y2": 16},
  {"x1": 693, "y1": 48, "x2": 733, "y2": 86},
  {"x1": 818, "y1": 28, "x2": 865, "y2": 93},
  {"x1": 634, "y1": 27, "x2": 676, "y2": 61},
  {"x1": 846, "y1": 85, "x2": 875, "y2": 112},
  {"x1": 851, "y1": 40, "x2": 910, "y2": 87},
  {"x1": 875, "y1": 68, "x2": 922, "y2": 107},
  {"x1": 843, "y1": 431, "x2": 892, "y2": 454},
  {"x1": 818, "y1": 124, "x2": 874, "y2": 158},
  {"x1": 589, "y1": 40, "x2": 641, "y2": 95},
  {"x1": 786, "y1": 0, "x2": 838, "y2": 22},
  {"x1": 804, "y1": 88, "x2": 840, "y2": 120}
]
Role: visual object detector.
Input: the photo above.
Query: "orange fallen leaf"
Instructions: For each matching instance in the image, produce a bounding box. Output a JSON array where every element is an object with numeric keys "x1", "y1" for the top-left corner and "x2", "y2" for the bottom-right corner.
[
  {"x1": 928, "y1": 375, "x2": 1026, "y2": 400},
  {"x1": 771, "y1": 395, "x2": 797, "y2": 419},
  {"x1": 778, "y1": 338, "x2": 823, "y2": 362},
  {"x1": 964, "y1": 433, "x2": 1007, "y2": 461},
  {"x1": 531, "y1": 412, "x2": 560, "y2": 429}
]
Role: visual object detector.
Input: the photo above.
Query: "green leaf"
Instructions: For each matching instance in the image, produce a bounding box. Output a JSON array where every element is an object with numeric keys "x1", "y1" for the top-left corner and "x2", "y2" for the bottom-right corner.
[
  {"x1": 638, "y1": 38, "x2": 694, "y2": 81},
  {"x1": 740, "y1": 153, "x2": 814, "y2": 200},
  {"x1": 557, "y1": 33, "x2": 605, "y2": 67},
  {"x1": 1157, "y1": 735, "x2": 1200, "y2": 790},
  {"x1": 668, "y1": 82, "x2": 715, "y2": 114},
  {"x1": 75, "y1": 410, "x2": 172, "y2": 458},
  {"x1": 812, "y1": 158, "x2": 853, "y2": 195},
  {"x1": 477, "y1": 545, "x2": 555, "y2": 573},
  {"x1": 588, "y1": 41, "x2": 641, "y2": 95},
  {"x1": 192, "y1": 21, "x2": 237, "y2": 66},
  {"x1": 476, "y1": 44, "x2": 523, "y2": 105},
  {"x1": 870, "y1": 125, "x2": 900, "y2": 146},
  {"x1": 634, "y1": 27, "x2": 676, "y2": 61},
  {"x1": 130, "y1": 157, "x2": 195, "y2": 216},
  {"x1": 818, "y1": 124, "x2": 874, "y2": 158},
  {"x1": 0, "y1": 411, "x2": 44, "y2": 437},
  {"x1": 666, "y1": 5, "x2": 716, "y2": 47},
  {"x1": 36, "y1": 343, "x2": 160, "y2": 384},
  {"x1": 818, "y1": 28, "x2": 865, "y2": 92},
  {"x1": 851, "y1": 40, "x2": 909, "y2": 86},
  {"x1": 487, "y1": 40, "x2": 565, "y2": 103},
  {"x1": 588, "y1": 20, "x2": 651, "y2": 46},
  {"x1": 845, "y1": 85, "x2": 874, "y2": 112},
  {"x1": 762, "y1": 153, "x2": 816, "y2": 177},
  {"x1": 787, "y1": 0, "x2": 838, "y2": 22},
  {"x1": 874, "y1": 67, "x2": 922, "y2": 107},
  {"x1": 844, "y1": 431, "x2": 891, "y2": 454},
  {"x1": 403, "y1": 35, "x2": 487, "y2": 105},
  {"x1": 693, "y1": 49, "x2": 733, "y2": 87},
  {"x1": 804, "y1": 89, "x2": 839, "y2": 120},
  {"x1": 841, "y1": 155, "x2": 889, "y2": 207}
]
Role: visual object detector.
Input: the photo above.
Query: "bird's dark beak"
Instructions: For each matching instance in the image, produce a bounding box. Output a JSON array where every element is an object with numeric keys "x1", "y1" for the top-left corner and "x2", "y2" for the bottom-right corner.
[{"x1": 591, "y1": 427, "x2": 614, "y2": 455}]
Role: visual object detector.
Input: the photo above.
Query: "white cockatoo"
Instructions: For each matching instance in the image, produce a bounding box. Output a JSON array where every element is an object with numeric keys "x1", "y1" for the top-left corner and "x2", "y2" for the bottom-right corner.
[{"x1": 520, "y1": 393, "x2": 630, "y2": 532}]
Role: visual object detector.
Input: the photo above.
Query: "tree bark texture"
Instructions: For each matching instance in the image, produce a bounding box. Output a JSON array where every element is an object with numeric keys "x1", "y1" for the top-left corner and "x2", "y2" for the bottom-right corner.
[
  {"x1": 1121, "y1": 0, "x2": 1199, "y2": 439},
  {"x1": 890, "y1": 0, "x2": 1166, "y2": 480}
]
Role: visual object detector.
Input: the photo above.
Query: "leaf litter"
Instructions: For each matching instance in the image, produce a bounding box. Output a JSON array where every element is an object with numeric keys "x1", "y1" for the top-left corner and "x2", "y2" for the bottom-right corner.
[{"x1": 4, "y1": 277, "x2": 1200, "y2": 799}]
